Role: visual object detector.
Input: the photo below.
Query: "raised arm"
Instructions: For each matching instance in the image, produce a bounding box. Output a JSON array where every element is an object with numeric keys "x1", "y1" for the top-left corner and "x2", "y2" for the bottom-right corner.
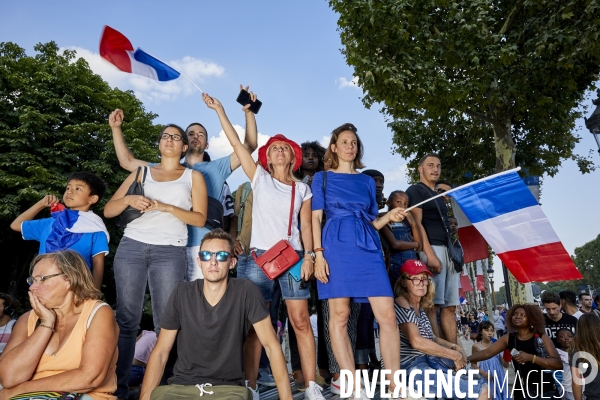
[
  {"x1": 139, "y1": 328, "x2": 178, "y2": 400},
  {"x1": 468, "y1": 334, "x2": 509, "y2": 363},
  {"x1": 10, "y1": 195, "x2": 60, "y2": 232},
  {"x1": 229, "y1": 85, "x2": 259, "y2": 171},
  {"x1": 203, "y1": 94, "x2": 257, "y2": 181},
  {"x1": 0, "y1": 305, "x2": 118, "y2": 395},
  {"x1": 108, "y1": 109, "x2": 149, "y2": 172}
]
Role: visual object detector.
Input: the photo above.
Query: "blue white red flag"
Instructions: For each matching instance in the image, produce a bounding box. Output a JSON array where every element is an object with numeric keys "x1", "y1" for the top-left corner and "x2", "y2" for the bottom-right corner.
[
  {"x1": 451, "y1": 198, "x2": 489, "y2": 263},
  {"x1": 447, "y1": 169, "x2": 581, "y2": 283},
  {"x1": 99, "y1": 26, "x2": 180, "y2": 81},
  {"x1": 46, "y1": 209, "x2": 110, "y2": 253}
]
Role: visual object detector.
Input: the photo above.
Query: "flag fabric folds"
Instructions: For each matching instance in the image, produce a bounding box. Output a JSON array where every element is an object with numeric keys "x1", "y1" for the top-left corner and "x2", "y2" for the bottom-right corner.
[
  {"x1": 46, "y1": 209, "x2": 110, "y2": 254},
  {"x1": 448, "y1": 170, "x2": 581, "y2": 283},
  {"x1": 451, "y1": 198, "x2": 489, "y2": 263},
  {"x1": 99, "y1": 26, "x2": 180, "y2": 81}
]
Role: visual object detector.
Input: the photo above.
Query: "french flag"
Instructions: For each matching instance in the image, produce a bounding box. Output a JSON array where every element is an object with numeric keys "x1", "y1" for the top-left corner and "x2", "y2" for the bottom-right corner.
[
  {"x1": 46, "y1": 205, "x2": 110, "y2": 254},
  {"x1": 447, "y1": 169, "x2": 582, "y2": 283},
  {"x1": 99, "y1": 26, "x2": 180, "y2": 81},
  {"x1": 451, "y1": 198, "x2": 489, "y2": 263}
]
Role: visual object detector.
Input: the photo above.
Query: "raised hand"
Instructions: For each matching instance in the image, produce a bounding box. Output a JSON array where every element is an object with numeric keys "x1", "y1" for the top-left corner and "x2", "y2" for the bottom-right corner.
[
  {"x1": 202, "y1": 93, "x2": 223, "y2": 111},
  {"x1": 37, "y1": 195, "x2": 60, "y2": 208},
  {"x1": 240, "y1": 84, "x2": 257, "y2": 114},
  {"x1": 109, "y1": 109, "x2": 124, "y2": 128}
]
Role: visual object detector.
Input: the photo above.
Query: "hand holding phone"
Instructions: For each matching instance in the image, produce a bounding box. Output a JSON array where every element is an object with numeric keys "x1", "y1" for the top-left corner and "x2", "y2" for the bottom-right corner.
[
  {"x1": 236, "y1": 88, "x2": 262, "y2": 114},
  {"x1": 510, "y1": 348, "x2": 520, "y2": 356}
]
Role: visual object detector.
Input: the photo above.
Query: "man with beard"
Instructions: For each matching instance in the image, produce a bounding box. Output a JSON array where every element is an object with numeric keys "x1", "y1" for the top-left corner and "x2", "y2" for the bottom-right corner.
[
  {"x1": 406, "y1": 154, "x2": 459, "y2": 344},
  {"x1": 541, "y1": 291, "x2": 577, "y2": 348},
  {"x1": 139, "y1": 229, "x2": 292, "y2": 400},
  {"x1": 108, "y1": 86, "x2": 258, "y2": 281}
]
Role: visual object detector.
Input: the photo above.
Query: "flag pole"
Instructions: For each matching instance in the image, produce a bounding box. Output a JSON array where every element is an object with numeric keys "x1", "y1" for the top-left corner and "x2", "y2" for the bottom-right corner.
[
  {"x1": 179, "y1": 72, "x2": 204, "y2": 94},
  {"x1": 404, "y1": 167, "x2": 521, "y2": 213}
]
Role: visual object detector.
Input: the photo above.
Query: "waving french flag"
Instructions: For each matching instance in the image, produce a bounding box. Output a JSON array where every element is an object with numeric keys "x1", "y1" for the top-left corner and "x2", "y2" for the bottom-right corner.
[
  {"x1": 46, "y1": 207, "x2": 110, "y2": 253},
  {"x1": 99, "y1": 26, "x2": 180, "y2": 81},
  {"x1": 447, "y1": 169, "x2": 581, "y2": 283}
]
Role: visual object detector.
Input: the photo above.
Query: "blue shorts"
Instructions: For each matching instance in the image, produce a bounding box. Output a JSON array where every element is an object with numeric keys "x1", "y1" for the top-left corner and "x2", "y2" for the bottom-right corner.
[{"x1": 237, "y1": 250, "x2": 310, "y2": 302}]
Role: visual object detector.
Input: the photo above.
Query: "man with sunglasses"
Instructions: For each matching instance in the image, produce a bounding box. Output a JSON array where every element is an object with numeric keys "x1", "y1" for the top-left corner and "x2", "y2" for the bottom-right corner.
[
  {"x1": 139, "y1": 229, "x2": 292, "y2": 400},
  {"x1": 406, "y1": 154, "x2": 459, "y2": 346}
]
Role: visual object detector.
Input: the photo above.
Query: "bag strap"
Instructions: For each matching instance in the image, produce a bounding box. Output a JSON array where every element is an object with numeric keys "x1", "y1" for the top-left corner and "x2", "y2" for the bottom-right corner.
[
  {"x1": 417, "y1": 182, "x2": 450, "y2": 236},
  {"x1": 237, "y1": 182, "x2": 252, "y2": 234},
  {"x1": 287, "y1": 182, "x2": 296, "y2": 240}
]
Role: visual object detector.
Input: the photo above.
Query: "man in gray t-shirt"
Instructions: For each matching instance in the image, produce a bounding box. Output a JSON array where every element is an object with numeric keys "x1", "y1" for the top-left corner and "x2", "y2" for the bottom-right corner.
[{"x1": 139, "y1": 229, "x2": 292, "y2": 400}]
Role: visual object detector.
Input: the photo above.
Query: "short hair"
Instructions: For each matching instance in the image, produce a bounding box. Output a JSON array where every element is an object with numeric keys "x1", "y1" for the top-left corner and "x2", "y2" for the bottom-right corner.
[
  {"x1": 505, "y1": 304, "x2": 546, "y2": 335},
  {"x1": 327, "y1": 123, "x2": 365, "y2": 170},
  {"x1": 579, "y1": 293, "x2": 591, "y2": 301},
  {"x1": 557, "y1": 328, "x2": 574, "y2": 337},
  {"x1": 186, "y1": 122, "x2": 208, "y2": 136},
  {"x1": 30, "y1": 250, "x2": 101, "y2": 306},
  {"x1": 448, "y1": 216, "x2": 457, "y2": 222},
  {"x1": 435, "y1": 179, "x2": 451, "y2": 187},
  {"x1": 541, "y1": 291, "x2": 561, "y2": 306},
  {"x1": 200, "y1": 228, "x2": 235, "y2": 255},
  {"x1": 418, "y1": 153, "x2": 441, "y2": 166},
  {"x1": 560, "y1": 290, "x2": 577, "y2": 306},
  {"x1": 157, "y1": 124, "x2": 189, "y2": 157},
  {"x1": 67, "y1": 172, "x2": 107, "y2": 203},
  {"x1": 394, "y1": 271, "x2": 435, "y2": 311}
]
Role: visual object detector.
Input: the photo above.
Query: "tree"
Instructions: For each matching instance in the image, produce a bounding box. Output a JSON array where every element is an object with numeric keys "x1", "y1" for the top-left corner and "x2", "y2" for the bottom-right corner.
[
  {"x1": 571, "y1": 234, "x2": 600, "y2": 289},
  {"x1": 0, "y1": 41, "x2": 160, "y2": 307},
  {"x1": 329, "y1": 0, "x2": 600, "y2": 183}
]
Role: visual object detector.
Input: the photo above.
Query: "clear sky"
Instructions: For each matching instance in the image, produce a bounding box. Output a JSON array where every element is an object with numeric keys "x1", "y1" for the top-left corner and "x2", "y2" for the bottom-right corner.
[{"x1": 2, "y1": 1, "x2": 599, "y2": 287}]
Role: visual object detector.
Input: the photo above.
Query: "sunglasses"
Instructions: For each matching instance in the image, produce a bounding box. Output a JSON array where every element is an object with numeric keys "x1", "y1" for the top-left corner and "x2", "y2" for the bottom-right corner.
[
  {"x1": 198, "y1": 251, "x2": 231, "y2": 262},
  {"x1": 435, "y1": 188, "x2": 447, "y2": 194}
]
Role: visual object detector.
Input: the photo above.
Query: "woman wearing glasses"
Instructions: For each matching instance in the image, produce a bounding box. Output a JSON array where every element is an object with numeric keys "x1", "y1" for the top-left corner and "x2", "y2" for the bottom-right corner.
[
  {"x1": 104, "y1": 124, "x2": 207, "y2": 398},
  {"x1": 394, "y1": 259, "x2": 488, "y2": 399},
  {"x1": 202, "y1": 93, "x2": 324, "y2": 400},
  {"x1": 0, "y1": 250, "x2": 118, "y2": 399}
]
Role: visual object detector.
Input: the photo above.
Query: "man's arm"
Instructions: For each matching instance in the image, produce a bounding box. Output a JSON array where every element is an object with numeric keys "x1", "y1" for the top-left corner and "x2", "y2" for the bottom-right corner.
[
  {"x1": 109, "y1": 109, "x2": 149, "y2": 172},
  {"x1": 139, "y1": 328, "x2": 178, "y2": 400},
  {"x1": 229, "y1": 86, "x2": 258, "y2": 171},
  {"x1": 253, "y1": 316, "x2": 293, "y2": 400}
]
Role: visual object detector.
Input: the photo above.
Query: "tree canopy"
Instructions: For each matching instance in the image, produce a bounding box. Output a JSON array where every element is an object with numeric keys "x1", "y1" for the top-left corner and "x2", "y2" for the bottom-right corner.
[
  {"x1": 330, "y1": 0, "x2": 600, "y2": 183},
  {"x1": 0, "y1": 41, "x2": 160, "y2": 304}
]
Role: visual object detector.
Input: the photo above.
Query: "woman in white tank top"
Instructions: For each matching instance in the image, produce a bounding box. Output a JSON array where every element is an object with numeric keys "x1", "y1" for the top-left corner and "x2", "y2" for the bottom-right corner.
[{"x1": 104, "y1": 124, "x2": 207, "y2": 399}]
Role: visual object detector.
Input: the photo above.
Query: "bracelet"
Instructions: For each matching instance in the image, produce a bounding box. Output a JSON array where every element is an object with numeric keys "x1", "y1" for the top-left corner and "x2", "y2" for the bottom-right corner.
[
  {"x1": 314, "y1": 247, "x2": 324, "y2": 252},
  {"x1": 451, "y1": 344, "x2": 457, "y2": 350},
  {"x1": 532, "y1": 355, "x2": 537, "y2": 364},
  {"x1": 38, "y1": 324, "x2": 55, "y2": 333}
]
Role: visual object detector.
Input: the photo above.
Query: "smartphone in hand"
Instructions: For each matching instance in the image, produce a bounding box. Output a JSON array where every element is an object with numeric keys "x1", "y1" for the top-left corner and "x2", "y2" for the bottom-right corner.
[{"x1": 236, "y1": 89, "x2": 262, "y2": 114}]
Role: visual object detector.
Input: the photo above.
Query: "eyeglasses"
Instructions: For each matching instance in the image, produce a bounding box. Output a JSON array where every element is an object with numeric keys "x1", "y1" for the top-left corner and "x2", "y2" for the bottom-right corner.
[
  {"x1": 198, "y1": 251, "x2": 231, "y2": 262},
  {"x1": 406, "y1": 277, "x2": 431, "y2": 286},
  {"x1": 26, "y1": 273, "x2": 65, "y2": 286},
  {"x1": 161, "y1": 133, "x2": 183, "y2": 141},
  {"x1": 435, "y1": 188, "x2": 447, "y2": 194}
]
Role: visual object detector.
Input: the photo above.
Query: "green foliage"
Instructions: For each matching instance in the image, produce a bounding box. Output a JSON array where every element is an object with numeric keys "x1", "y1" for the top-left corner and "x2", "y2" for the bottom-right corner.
[
  {"x1": 571, "y1": 233, "x2": 600, "y2": 289},
  {"x1": 0, "y1": 41, "x2": 161, "y2": 302},
  {"x1": 330, "y1": 0, "x2": 600, "y2": 183}
]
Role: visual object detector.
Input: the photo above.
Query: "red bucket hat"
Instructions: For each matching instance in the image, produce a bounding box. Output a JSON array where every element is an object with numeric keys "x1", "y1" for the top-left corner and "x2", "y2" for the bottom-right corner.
[
  {"x1": 258, "y1": 134, "x2": 303, "y2": 172},
  {"x1": 400, "y1": 259, "x2": 433, "y2": 277}
]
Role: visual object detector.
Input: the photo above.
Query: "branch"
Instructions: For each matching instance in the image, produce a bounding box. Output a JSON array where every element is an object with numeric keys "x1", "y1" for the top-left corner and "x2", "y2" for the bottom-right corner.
[
  {"x1": 464, "y1": 109, "x2": 499, "y2": 125},
  {"x1": 499, "y1": 3, "x2": 521, "y2": 36}
]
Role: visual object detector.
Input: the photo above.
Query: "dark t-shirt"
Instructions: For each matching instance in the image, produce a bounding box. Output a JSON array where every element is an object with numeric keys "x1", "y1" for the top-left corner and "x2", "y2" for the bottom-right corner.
[
  {"x1": 161, "y1": 278, "x2": 269, "y2": 386},
  {"x1": 406, "y1": 183, "x2": 449, "y2": 246},
  {"x1": 544, "y1": 313, "x2": 577, "y2": 349}
]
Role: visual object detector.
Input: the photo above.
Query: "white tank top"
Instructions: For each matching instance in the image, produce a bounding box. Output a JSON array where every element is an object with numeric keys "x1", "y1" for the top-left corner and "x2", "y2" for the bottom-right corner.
[{"x1": 124, "y1": 167, "x2": 193, "y2": 246}]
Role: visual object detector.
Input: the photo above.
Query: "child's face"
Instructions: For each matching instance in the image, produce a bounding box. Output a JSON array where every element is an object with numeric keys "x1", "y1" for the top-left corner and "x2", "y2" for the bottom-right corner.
[
  {"x1": 557, "y1": 331, "x2": 573, "y2": 349},
  {"x1": 63, "y1": 179, "x2": 97, "y2": 211},
  {"x1": 481, "y1": 327, "x2": 494, "y2": 340},
  {"x1": 389, "y1": 193, "x2": 409, "y2": 210}
]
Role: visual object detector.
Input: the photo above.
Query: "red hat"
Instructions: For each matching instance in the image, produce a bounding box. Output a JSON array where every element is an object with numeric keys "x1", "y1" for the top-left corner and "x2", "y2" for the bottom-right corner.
[
  {"x1": 258, "y1": 134, "x2": 303, "y2": 172},
  {"x1": 400, "y1": 259, "x2": 433, "y2": 277}
]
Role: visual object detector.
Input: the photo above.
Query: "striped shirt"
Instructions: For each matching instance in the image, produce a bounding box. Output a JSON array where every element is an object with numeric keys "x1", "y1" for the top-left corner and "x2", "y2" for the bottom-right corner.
[{"x1": 395, "y1": 303, "x2": 434, "y2": 365}]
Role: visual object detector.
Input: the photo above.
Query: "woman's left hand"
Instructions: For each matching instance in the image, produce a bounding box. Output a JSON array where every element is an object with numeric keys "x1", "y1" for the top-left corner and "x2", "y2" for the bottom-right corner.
[
  {"x1": 388, "y1": 207, "x2": 407, "y2": 223},
  {"x1": 512, "y1": 351, "x2": 533, "y2": 365},
  {"x1": 142, "y1": 200, "x2": 171, "y2": 213},
  {"x1": 301, "y1": 257, "x2": 314, "y2": 281}
]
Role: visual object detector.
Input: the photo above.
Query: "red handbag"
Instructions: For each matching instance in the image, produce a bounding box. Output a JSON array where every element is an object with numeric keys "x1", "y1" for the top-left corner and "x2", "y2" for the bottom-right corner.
[{"x1": 252, "y1": 182, "x2": 300, "y2": 280}]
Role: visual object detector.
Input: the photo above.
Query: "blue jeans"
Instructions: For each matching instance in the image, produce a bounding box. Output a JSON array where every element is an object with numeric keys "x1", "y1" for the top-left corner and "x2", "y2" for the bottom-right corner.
[
  {"x1": 403, "y1": 355, "x2": 484, "y2": 399},
  {"x1": 113, "y1": 236, "x2": 187, "y2": 399}
]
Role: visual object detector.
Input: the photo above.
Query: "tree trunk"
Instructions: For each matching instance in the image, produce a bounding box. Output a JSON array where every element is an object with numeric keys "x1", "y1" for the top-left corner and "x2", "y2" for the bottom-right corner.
[{"x1": 492, "y1": 118, "x2": 534, "y2": 305}]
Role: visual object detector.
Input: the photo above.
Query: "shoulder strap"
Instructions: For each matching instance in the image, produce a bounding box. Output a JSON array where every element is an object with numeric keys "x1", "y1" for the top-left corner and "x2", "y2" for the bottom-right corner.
[
  {"x1": 134, "y1": 166, "x2": 142, "y2": 182},
  {"x1": 418, "y1": 182, "x2": 449, "y2": 235},
  {"x1": 287, "y1": 183, "x2": 296, "y2": 239},
  {"x1": 142, "y1": 166, "x2": 148, "y2": 183},
  {"x1": 86, "y1": 301, "x2": 109, "y2": 330},
  {"x1": 237, "y1": 182, "x2": 252, "y2": 233}
]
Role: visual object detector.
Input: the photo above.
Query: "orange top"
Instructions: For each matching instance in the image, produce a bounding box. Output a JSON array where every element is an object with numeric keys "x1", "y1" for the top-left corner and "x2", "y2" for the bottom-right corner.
[{"x1": 27, "y1": 299, "x2": 117, "y2": 400}]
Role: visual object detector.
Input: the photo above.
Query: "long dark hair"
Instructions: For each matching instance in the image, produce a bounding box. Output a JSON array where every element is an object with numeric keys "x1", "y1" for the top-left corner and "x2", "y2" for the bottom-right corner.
[{"x1": 294, "y1": 141, "x2": 326, "y2": 179}]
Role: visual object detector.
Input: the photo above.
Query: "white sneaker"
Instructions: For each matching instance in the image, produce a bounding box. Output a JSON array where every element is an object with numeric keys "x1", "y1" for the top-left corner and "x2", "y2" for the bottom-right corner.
[
  {"x1": 245, "y1": 380, "x2": 260, "y2": 400},
  {"x1": 330, "y1": 377, "x2": 341, "y2": 395},
  {"x1": 304, "y1": 381, "x2": 326, "y2": 400}
]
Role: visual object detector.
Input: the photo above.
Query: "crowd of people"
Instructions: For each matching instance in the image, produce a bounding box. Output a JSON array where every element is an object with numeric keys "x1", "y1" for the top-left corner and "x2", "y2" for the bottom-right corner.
[{"x1": 0, "y1": 85, "x2": 599, "y2": 400}]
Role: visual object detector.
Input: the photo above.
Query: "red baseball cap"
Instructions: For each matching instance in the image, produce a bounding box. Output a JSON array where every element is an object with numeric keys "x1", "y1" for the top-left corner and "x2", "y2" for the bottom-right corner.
[
  {"x1": 400, "y1": 259, "x2": 433, "y2": 277},
  {"x1": 258, "y1": 134, "x2": 303, "y2": 172}
]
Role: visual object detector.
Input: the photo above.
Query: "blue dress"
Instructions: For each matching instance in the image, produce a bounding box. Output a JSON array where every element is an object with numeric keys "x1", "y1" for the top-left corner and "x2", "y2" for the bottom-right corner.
[
  {"x1": 311, "y1": 171, "x2": 393, "y2": 302},
  {"x1": 476, "y1": 341, "x2": 510, "y2": 400}
]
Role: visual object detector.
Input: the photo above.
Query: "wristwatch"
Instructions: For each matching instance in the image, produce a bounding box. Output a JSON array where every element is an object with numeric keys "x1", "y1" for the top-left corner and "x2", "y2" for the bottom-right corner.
[{"x1": 304, "y1": 250, "x2": 316, "y2": 260}]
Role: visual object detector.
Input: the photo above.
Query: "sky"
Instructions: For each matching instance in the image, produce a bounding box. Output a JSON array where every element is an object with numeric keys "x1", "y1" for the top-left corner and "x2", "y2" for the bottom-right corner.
[{"x1": 2, "y1": 1, "x2": 599, "y2": 288}]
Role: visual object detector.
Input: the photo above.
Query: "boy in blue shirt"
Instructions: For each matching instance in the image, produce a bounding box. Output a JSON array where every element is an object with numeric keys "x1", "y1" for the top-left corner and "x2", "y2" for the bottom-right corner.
[{"x1": 10, "y1": 172, "x2": 109, "y2": 290}]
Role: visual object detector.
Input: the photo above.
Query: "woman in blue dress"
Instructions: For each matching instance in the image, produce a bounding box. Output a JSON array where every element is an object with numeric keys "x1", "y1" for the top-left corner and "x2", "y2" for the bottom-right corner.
[{"x1": 311, "y1": 123, "x2": 407, "y2": 399}]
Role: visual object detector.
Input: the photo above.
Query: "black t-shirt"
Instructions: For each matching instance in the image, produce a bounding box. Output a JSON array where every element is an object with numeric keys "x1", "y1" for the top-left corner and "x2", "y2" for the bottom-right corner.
[
  {"x1": 161, "y1": 278, "x2": 269, "y2": 386},
  {"x1": 544, "y1": 313, "x2": 577, "y2": 348},
  {"x1": 406, "y1": 183, "x2": 449, "y2": 246}
]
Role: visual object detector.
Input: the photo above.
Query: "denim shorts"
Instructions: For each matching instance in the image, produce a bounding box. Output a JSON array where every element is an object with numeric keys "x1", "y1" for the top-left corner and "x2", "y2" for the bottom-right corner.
[{"x1": 237, "y1": 250, "x2": 310, "y2": 302}]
